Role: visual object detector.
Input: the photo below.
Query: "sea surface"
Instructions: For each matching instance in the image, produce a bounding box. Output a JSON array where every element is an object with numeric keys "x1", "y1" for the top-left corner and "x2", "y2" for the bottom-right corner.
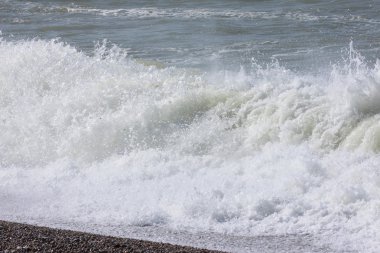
[{"x1": 1, "y1": 0, "x2": 380, "y2": 252}]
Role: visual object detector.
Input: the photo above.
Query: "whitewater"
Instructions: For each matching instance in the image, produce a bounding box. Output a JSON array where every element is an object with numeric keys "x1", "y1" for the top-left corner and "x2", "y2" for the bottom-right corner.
[
  {"x1": 1, "y1": 1, "x2": 380, "y2": 252},
  {"x1": 0, "y1": 36, "x2": 380, "y2": 252}
]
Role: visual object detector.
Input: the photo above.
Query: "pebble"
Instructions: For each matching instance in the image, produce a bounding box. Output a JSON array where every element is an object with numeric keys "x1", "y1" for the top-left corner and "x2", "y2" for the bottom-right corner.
[{"x1": 0, "y1": 220, "x2": 225, "y2": 253}]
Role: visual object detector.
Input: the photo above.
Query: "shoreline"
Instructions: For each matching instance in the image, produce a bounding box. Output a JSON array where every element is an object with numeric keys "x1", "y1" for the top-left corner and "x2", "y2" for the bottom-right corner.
[{"x1": 0, "y1": 220, "x2": 225, "y2": 253}]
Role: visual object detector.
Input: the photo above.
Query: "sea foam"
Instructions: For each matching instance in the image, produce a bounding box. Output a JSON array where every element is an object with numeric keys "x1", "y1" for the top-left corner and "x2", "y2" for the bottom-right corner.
[{"x1": 0, "y1": 38, "x2": 380, "y2": 252}]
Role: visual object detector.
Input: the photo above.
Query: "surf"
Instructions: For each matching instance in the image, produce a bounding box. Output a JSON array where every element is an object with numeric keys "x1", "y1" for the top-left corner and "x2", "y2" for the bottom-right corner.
[{"x1": 0, "y1": 38, "x2": 380, "y2": 252}]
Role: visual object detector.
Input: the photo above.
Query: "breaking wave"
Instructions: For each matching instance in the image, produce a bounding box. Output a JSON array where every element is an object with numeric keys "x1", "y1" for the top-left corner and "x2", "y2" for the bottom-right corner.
[{"x1": 1, "y1": 38, "x2": 380, "y2": 252}]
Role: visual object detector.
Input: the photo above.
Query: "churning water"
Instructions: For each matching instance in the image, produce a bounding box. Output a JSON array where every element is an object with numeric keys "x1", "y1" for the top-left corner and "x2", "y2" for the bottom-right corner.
[{"x1": 1, "y1": 1, "x2": 380, "y2": 252}]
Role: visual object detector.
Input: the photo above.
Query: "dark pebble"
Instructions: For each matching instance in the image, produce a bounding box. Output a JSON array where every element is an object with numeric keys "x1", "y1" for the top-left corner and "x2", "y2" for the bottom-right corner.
[{"x1": 0, "y1": 220, "x2": 226, "y2": 253}]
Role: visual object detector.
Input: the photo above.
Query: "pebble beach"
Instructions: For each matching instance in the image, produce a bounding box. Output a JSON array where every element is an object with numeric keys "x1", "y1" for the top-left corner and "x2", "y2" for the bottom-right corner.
[{"x1": 0, "y1": 221, "x2": 224, "y2": 253}]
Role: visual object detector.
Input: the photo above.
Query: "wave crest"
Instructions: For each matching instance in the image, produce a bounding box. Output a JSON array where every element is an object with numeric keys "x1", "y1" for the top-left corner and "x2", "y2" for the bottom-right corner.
[{"x1": 1, "y1": 39, "x2": 380, "y2": 167}]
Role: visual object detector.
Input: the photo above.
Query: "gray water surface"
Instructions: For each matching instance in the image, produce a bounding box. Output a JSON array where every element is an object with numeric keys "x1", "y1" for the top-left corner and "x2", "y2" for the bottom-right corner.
[{"x1": 1, "y1": 0, "x2": 380, "y2": 71}]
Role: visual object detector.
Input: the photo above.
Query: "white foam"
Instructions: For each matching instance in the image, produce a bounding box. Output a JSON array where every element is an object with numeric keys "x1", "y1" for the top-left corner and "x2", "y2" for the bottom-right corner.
[{"x1": 1, "y1": 39, "x2": 380, "y2": 252}]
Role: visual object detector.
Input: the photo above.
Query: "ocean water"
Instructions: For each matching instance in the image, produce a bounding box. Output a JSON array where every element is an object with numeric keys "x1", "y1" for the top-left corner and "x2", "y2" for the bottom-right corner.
[{"x1": 1, "y1": 0, "x2": 380, "y2": 252}]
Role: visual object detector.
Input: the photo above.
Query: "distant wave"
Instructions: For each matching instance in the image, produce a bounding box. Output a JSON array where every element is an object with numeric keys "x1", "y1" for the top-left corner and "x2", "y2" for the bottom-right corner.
[{"x1": 2, "y1": 0, "x2": 379, "y2": 24}]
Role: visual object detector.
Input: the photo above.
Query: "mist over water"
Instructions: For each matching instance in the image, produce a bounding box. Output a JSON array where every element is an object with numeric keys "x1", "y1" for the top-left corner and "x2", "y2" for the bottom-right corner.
[{"x1": 1, "y1": 1, "x2": 380, "y2": 252}]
